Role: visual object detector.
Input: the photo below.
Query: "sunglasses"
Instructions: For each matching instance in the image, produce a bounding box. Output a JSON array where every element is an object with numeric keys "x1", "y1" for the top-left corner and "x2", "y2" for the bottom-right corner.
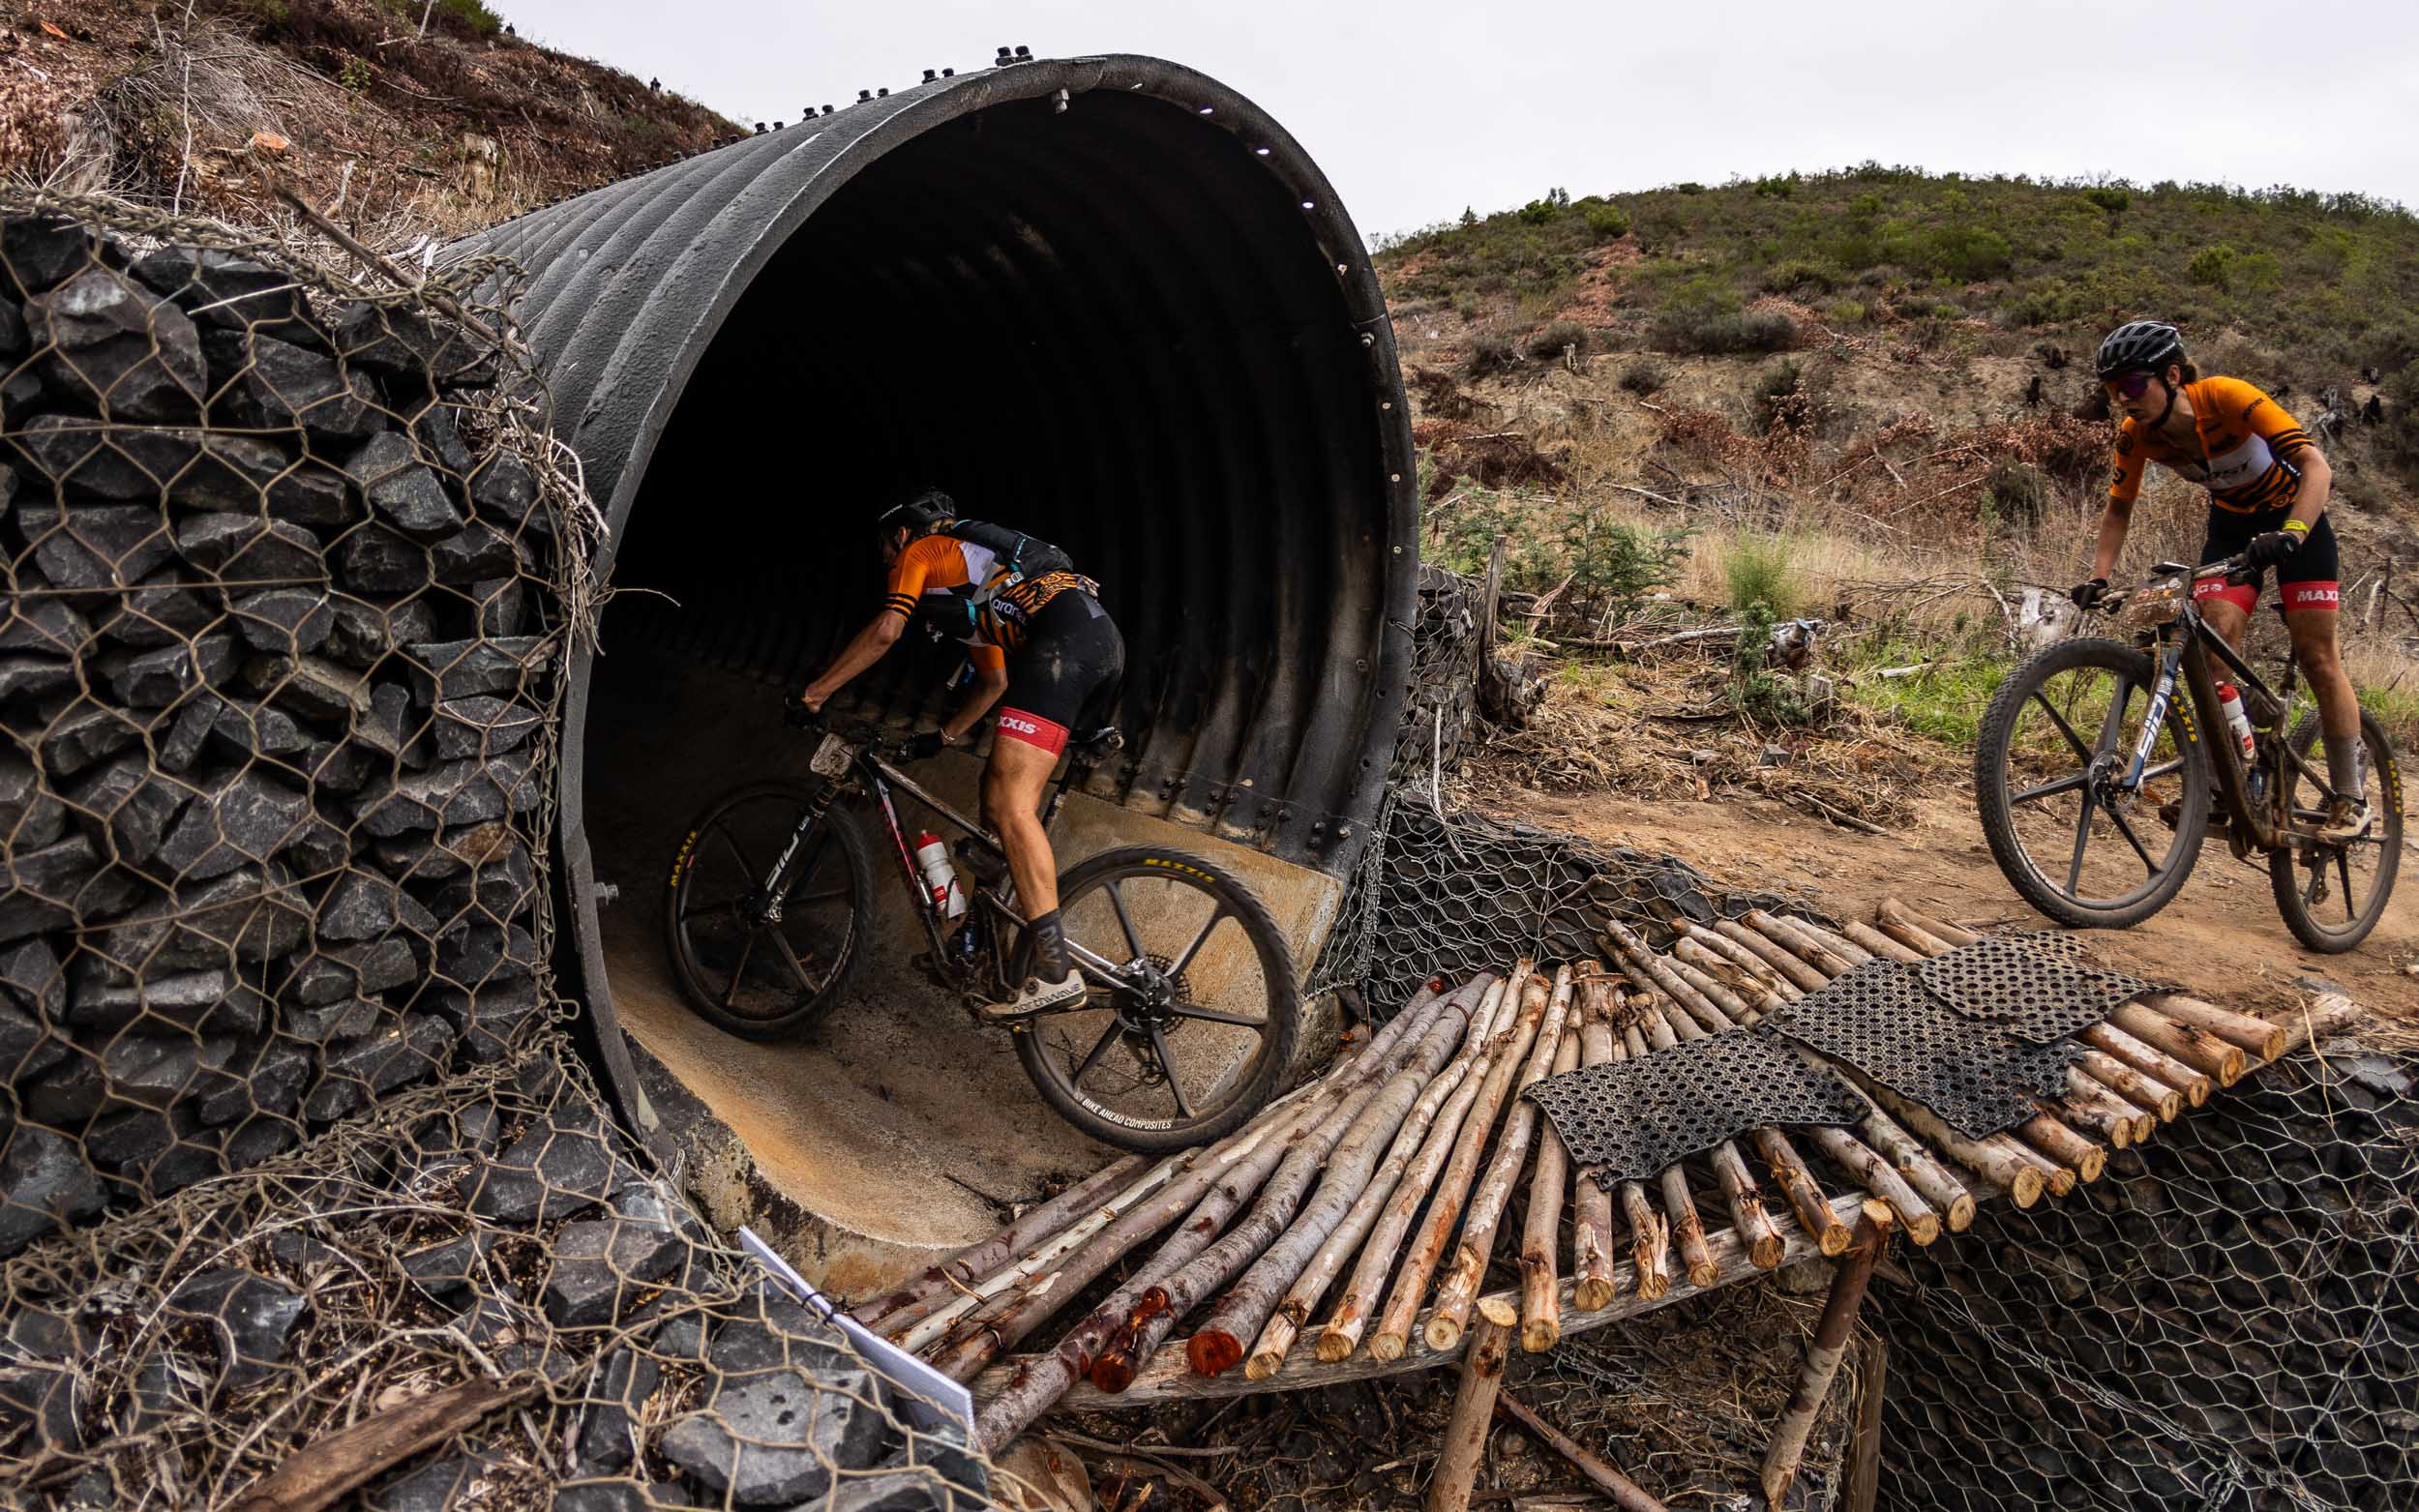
[{"x1": 2109, "y1": 371, "x2": 2158, "y2": 400}]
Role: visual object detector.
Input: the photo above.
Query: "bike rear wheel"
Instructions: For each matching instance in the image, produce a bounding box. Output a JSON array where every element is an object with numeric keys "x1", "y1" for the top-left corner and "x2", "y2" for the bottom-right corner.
[
  {"x1": 664, "y1": 783, "x2": 872, "y2": 1038},
  {"x1": 1975, "y1": 637, "x2": 2210, "y2": 929},
  {"x1": 1013, "y1": 845, "x2": 1299, "y2": 1153},
  {"x1": 2267, "y1": 710, "x2": 2403, "y2": 953}
]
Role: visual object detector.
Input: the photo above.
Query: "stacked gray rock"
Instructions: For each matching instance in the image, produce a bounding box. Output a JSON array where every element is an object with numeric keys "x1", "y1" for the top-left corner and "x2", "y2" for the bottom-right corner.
[{"x1": 0, "y1": 213, "x2": 555, "y2": 1258}]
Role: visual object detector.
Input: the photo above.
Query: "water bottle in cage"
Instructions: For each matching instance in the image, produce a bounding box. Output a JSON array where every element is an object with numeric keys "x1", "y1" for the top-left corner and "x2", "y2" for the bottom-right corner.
[{"x1": 914, "y1": 832, "x2": 967, "y2": 920}]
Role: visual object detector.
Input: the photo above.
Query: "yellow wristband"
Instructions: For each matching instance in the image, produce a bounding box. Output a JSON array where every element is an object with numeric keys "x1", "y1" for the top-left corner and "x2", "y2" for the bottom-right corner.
[{"x1": 2283, "y1": 518, "x2": 2311, "y2": 537}]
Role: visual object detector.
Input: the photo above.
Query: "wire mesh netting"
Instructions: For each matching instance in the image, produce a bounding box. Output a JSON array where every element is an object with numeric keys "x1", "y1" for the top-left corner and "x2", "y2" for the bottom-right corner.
[
  {"x1": 0, "y1": 193, "x2": 992, "y2": 1510},
  {"x1": 1877, "y1": 1043, "x2": 2419, "y2": 1512}
]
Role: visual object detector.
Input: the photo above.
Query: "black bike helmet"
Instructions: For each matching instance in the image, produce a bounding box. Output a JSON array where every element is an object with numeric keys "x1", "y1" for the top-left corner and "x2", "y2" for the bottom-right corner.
[
  {"x1": 2095, "y1": 320, "x2": 2186, "y2": 379},
  {"x1": 875, "y1": 486, "x2": 954, "y2": 535}
]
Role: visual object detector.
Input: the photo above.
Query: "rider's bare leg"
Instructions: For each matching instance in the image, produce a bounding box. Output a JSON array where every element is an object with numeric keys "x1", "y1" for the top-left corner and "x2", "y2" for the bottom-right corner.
[
  {"x1": 981, "y1": 736, "x2": 1061, "y2": 916},
  {"x1": 2283, "y1": 607, "x2": 2361, "y2": 749},
  {"x1": 2200, "y1": 597, "x2": 2251, "y2": 655}
]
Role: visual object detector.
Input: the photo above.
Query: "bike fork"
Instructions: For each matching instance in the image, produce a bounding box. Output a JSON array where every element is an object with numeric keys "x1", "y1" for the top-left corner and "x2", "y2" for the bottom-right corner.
[
  {"x1": 757, "y1": 800, "x2": 827, "y2": 921},
  {"x1": 2121, "y1": 642, "x2": 2188, "y2": 790}
]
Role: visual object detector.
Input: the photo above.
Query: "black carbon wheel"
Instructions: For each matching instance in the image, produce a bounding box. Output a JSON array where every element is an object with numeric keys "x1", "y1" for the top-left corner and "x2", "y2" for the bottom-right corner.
[{"x1": 664, "y1": 782, "x2": 872, "y2": 1039}]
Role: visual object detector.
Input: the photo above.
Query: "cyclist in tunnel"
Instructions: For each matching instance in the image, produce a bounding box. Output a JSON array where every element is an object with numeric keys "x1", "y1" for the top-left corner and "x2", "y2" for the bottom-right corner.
[{"x1": 793, "y1": 488, "x2": 1125, "y2": 1019}]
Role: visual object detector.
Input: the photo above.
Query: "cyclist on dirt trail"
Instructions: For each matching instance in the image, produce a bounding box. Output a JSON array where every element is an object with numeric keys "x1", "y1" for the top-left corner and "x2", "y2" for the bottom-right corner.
[
  {"x1": 792, "y1": 488, "x2": 1125, "y2": 1020},
  {"x1": 2071, "y1": 320, "x2": 2370, "y2": 843}
]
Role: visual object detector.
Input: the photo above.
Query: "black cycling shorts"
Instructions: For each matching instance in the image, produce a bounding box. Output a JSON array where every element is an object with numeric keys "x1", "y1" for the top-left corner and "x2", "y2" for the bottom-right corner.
[
  {"x1": 995, "y1": 591, "x2": 1123, "y2": 756},
  {"x1": 2195, "y1": 507, "x2": 2342, "y2": 615}
]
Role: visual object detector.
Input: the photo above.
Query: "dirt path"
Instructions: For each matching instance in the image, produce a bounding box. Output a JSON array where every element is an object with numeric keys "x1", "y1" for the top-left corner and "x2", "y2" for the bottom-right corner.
[{"x1": 1482, "y1": 768, "x2": 2419, "y2": 1031}]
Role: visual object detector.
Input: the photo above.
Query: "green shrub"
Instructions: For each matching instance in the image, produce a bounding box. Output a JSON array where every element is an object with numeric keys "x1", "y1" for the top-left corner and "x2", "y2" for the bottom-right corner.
[
  {"x1": 1525, "y1": 320, "x2": 1589, "y2": 359},
  {"x1": 1751, "y1": 360, "x2": 1805, "y2": 432},
  {"x1": 2188, "y1": 244, "x2": 2236, "y2": 286},
  {"x1": 1894, "y1": 224, "x2": 2014, "y2": 282},
  {"x1": 2380, "y1": 361, "x2": 2419, "y2": 477},
  {"x1": 1985, "y1": 458, "x2": 2050, "y2": 528},
  {"x1": 1518, "y1": 188, "x2": 1571, "y2": 224},
  {"x1": 1826, "y1": 297, "x2": 1867, "y2": 326},
  {"x1": 337, "y1": 54, "x2": 373, "y2": 89},
  {"x1": 2361, "y1": 319, "x2": 2419, "y2": 375},
  {"x1": 1618, "y1": 358, "x2": 1667, "y2": 396},
  {"x1": 1562, "y1": 515, "x2": 1689, "y2": 617},
  {"x1": 1761, "y1": 260, "x2": 1835, "y2": 296},
  {"x1": 1753, "y1": 174, "x2": 1799, "y2": 199},
  {"x1": 1725, "y1": 533, "x2": 1807, "y2": 617},
  {"x1": 1652, "y1": 280, "x2": 1796, "y2": 354},
  {"x1": 1465, "y1": 327, "x2": 1521, "y2": 379},
  {"x1": 1582, "y1": 204, "x2": 1629, "y2": 239},
  {"x1": 1676, "y1": 182, "x2": 1706, "y2": 195},
  {"x1": 437, "y1": 0, "x2": 504, "y2": 36},
  {"x1": 2082, "y1": 187, "x2": 2131, "y2": 214},
  {"x1": 1731, "y1": 600, "x2": 1813, "y2": 726}
]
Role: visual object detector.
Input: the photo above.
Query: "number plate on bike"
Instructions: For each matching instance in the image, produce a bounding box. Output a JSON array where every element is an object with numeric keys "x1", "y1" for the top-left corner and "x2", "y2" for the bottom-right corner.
[{"x1": 809, "y1": 733, "x2": 854, "y2": 778}]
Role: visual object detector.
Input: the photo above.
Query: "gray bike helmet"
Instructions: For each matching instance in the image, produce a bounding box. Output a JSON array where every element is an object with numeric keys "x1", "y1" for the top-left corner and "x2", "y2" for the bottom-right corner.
[
  {"x1": 875, "y1": 486, "x2": 954, "y2": 535},
  {"x1": 2095, "y1": 320, "x2": 2186, "y2": 379}
]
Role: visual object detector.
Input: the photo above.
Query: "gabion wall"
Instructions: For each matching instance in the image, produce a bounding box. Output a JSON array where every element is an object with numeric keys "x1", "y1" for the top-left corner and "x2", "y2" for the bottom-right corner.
[
  {"x1": 1877, "y1": 1045, "x2": 2419, "y2": 1511},
  {"x1": 0, "y1": 196, "x2": 578, "y2": 1257},
  {"x1": 0, "y1": 194, "x2": 991, "y2": 1511}
]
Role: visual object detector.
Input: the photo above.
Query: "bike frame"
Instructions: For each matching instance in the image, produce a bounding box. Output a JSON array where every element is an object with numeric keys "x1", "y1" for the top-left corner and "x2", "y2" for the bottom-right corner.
[
  {"x1": 2113, "y1": 565, "x2": 2337, "y2": 858},
  {"x1": 760, "y1": 731, "x2": 1132, "y2": 1000}
]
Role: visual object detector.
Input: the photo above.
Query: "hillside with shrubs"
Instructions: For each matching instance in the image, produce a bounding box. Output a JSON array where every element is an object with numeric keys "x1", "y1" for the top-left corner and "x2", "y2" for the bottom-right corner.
[{"x1": 1375, "y1": 165, "x2": 2419, "y2": 762}]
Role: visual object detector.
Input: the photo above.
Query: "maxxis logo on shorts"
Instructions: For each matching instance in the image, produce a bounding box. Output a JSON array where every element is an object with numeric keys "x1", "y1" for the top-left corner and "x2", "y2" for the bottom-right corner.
[
  {"x1": 2284, "y1": 584, "x2": 2340, "y2": 609},
  {"x1": 1001, "y1": 717, "x2": 1040, "y2": 735}
]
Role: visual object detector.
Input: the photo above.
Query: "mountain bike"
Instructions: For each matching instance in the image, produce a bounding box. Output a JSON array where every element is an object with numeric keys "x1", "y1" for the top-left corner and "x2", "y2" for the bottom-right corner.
[
  {"x1": 1975, "y1": 555, "x2": 2402, "y2": 952},
  {"x1": 663, "y1": 710, "x2": 1299, "y2": 1151}
]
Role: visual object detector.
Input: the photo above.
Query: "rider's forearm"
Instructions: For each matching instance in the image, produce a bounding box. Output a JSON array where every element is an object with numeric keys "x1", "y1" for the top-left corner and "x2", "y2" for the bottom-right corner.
[
  {"x1": 942, "y1": 675, "x2": 1008, "y2": 743},
  {"x1": 2089, "y1": 501, "x2": 2132, "y2": 580},
  {"x1": 2287, "y1": 451, "x2": 2332, "y2": 529},
  {"x1": 803, "y1": 617, "x2": 901, "y2": 705}
]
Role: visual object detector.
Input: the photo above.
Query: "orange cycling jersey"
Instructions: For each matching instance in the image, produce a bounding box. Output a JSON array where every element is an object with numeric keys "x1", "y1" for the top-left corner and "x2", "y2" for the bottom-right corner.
[
  {"x1": 881, "y1": 533, "x2": 1096, "y2": 670},
  {"x1": 2107, "y1": 375, "x2": 2314, "y2": 515}
]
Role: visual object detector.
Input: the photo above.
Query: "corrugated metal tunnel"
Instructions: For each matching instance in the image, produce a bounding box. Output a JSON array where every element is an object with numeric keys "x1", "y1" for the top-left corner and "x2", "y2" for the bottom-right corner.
[{"x1": 448, "y1": 55, "x2": 1417, "y2": 1230}]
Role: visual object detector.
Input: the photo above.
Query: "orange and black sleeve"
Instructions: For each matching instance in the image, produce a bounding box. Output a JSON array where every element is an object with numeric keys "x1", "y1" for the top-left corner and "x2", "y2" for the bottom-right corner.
[
  {"x1": 2213, "y1": 376, "x2": 2314, "y2": 460},
  {"x1": 2107, "y1": 422, "x2": 2149, "y2": 508}
]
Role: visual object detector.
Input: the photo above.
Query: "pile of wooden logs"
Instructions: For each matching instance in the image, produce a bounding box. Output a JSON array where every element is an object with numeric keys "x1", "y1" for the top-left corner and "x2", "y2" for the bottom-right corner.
[{"x1": 848, "y1": 898, "x2": 2336, "y2": 1506}]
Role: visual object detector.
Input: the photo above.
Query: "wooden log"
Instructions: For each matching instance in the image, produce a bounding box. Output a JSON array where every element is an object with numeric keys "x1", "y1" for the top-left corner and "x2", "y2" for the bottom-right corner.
[
  {"x1": 1826, "y1": 1058, "x2": 2045, "y2": 1207},
  {"x1": 1675, "y1": 936, "x2": 1788, "y2": 1013},
  {"x1": 981, "y1": 1190, "x2": 1872, "y2": 1409},
  {"x1": 1622, "y1": 1020, "x2": 1718, "y2": 1288},
  {"x1": 2015, "y1": 1114, "x2": 2106, "y2": 1184},
  {"x1": 1777, "y1": 914, "x2": 1876, "y2": 968},
  {"x1": 1745, "y1": 910, "x2": 1854, "y2": 977},
  {"x1": 1872, "y1": 914, "x2": 1951, "y2": 959},
  {"x1": 1630, "y1": 1000, "x2": 1786, "y2": 1270},
  {"x1": 1714, "y1": 918, "x2": 1830, "y2": 993},
  {"x1": 860, "y1": 1154, "x2": 1150, "y2": 1333},
  {"x1": 2078, "y1": 1047, "x2": 2184, "y2": 1122},
  {"x1": 1315, "y1": 976, "x2": 1520, "y2": 1365},
  {"x1": 970, "y1": 982, "x2": 1474, "y2": 1447},
  {"x1": 2144, "y1": 993, "x2": 2287, "y2": 1061},
  {"x1": 1370, "y1": 967, "x2": 1554, "y2": 1361},
  {"x1": 1682, "y1": 922, "x2": 1805, "y2": 999},
  {"x1": 1428, "y1": 968, "x2": 1579, "y2": 1350},
  {"x1": 2110, "y1": 1003, "x2": 2248, "y2": 1086},
  {"x1": 224, "y1": 1377, "x2": 541, "y2": 1512},
  {"x1": 1101, "y1": 998, "x2": 1478, "y2": 1390},
  {"x1": 1520, "y1": 1023, "x2": 1584, "y2": 1350},
  {"x1": 1496, "y1": 1389, "x2": 1673, "y2": 1512},
  {"x1": 1844, "y1": 1331, "x2": 1888, "y2": 1512},
  {"x1": 1998, "y1": 1128, "x2": 2076, "y2": 1197},
  {"x1": 1878, "y1": 898, "x2": 1981, "y2": 947},
  {"x1": 1571, "y1": 984, "x2": 1621, "y2": 1312},
  {"x1": 1601, "y1": 925, "x2": 1847, "y2": 1259},
  {"x1": 1800, "y1": 1125, "x2": 1941, "y2": 1245},
  {"x1": 1427, "y1": 1319, "x2": 1512, "y2": 1512},
  {"x1": 1243, "y1": 980, "x2": 1508, "y2": 1379},
  {"x1": 2054, "y1": 1069, "x2": 2146, "y2": 1148},
  {"x1": 1840, "y1": 918, "x2": 1925, "y2": 965},
  {"x1": 1760, "y1": 1203, "x2": 1894, "y2": 1511},
  {"x1": 1840, "y1": 1094, "x2": 1976, "y2": 1233},
  {"x1": 2085, "y1": 1022, "x2": 2212, "y2": 1109}
]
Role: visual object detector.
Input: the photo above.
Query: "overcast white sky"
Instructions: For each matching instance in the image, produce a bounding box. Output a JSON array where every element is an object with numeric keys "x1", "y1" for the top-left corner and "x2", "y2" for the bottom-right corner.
[{"x1": 498, "y1": 0, "x2": 2419, "y2": 242}]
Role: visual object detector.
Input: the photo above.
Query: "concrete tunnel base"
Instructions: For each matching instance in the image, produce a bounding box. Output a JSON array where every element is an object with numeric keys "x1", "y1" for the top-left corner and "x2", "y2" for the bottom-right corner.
[{"x1": 582, "y1": 644, "x2": 1345, "y2": 1296}]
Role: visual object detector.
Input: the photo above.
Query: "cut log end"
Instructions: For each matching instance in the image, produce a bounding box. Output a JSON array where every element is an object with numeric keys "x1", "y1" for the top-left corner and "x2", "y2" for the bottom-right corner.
[
  {"x1": 1902, "y1": 1211, "x2": 1943, "y2": 1247},
  {"x1": 1185, "y1": 1330, "x2": 1246, "y2": 1379},
  {"x1": 1244, "y1": 1349, "x2": 1286, "y2": 1380},
  {"x1": 1572, "y1": 1278, "x2": 1616, "y2": 1312},
  {"x1": 2009, "y1": 1168, "x2": 2046, "y2": 1207},
  {"x1": 2075, "y1": 1148, "x2": 2107, "y2": 1183},
  {"x1": 1686, "y1": 1258, "x2": 1719, "y2": 1289},
  {"x1": 1814, "y1": 1222, "x2": 1854, "y2": 1258},
  {"x1": 1520, "y1": 1319, "x2": 1561, "y2": 1353},
  {"x1": 1945, "y1": 1195, "x2": 1978, "y2": 1232},
  {"x1": 1089, "y1": 1352, "x2": 1139, "y2": 1394},
  {"x1": 1314, "y1": 1328, "x2": 1358, "y2": 1365},
  {"x1": 1478, "y1": 1296, "x2": 1519, "y2": 1327},
  {"x1": 1425, "y1": 1315, "x2": 1466, "y2": 1352},
  {"x1": 1369, "y1": 1331, "x2": 1408, "y2": 1363},
  {"x1": 1747, "y1": 1232, "x2": 1785, "y2": 1270},
  {"x1": 2043, "y1": 1165, "x2": 2077, "y2": 1198}
]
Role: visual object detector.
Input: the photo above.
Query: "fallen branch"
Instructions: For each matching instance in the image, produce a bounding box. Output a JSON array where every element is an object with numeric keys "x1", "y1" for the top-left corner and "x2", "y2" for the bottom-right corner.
[
  {"x1": 224, "y1": 1377, "x2": 540, "y2": 1512},
  {"x1": 1495, "y1": 1389, "x2": 1671, "y2": 1512}
]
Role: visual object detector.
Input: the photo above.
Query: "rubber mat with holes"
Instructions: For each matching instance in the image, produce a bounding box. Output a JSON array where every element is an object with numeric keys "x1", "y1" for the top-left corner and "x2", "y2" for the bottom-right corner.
[{"x1": 1526, "y1": 1029, "x2": 1863, "y2": 1184}]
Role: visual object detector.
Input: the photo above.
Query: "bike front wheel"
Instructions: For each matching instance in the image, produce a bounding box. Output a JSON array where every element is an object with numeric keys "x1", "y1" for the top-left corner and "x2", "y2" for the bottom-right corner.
[
  {"x1": 1975, "y1": 637, "x2": 2210, "y2": 930},
  {"x1": 664, "y1": 783, "x2": 872, "y2": 1039},
  {"x1": 1012, "y1": 846, "x2": 1299, "y2": 1153},
  {"x1": 2267, "y1": 710, "x2": 2403, "y2": 953}
]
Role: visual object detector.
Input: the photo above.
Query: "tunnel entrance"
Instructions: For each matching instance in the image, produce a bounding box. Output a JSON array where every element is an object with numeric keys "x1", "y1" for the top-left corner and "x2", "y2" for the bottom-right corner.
[{"x1": 459, "y1": 55, "x2": 1416, "y2": 1288}]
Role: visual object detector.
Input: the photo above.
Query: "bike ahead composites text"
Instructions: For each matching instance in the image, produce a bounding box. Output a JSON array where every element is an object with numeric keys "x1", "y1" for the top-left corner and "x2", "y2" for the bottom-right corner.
[
  {"x1": 1976, "y1": 555, "x2": 2402, "y2": 951},
  {"x1": 664, "y1": 711, "x2": 1299, "y2": 1151}
]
